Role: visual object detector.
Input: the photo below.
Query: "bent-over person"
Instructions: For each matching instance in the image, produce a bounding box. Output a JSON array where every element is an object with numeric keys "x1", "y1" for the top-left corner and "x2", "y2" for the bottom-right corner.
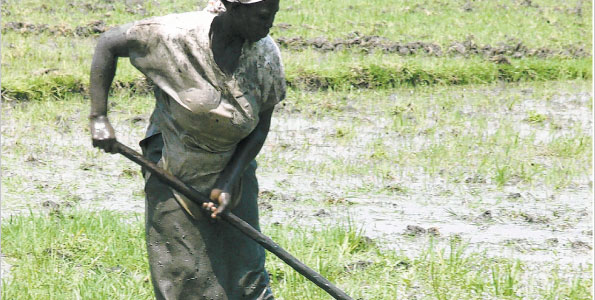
[{"x1": 89, "y1": 0, "x2": 285, "y2": 299}]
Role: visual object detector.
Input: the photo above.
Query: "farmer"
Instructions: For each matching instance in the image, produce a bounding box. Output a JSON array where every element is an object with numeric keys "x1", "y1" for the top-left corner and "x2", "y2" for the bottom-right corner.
[{"x1": 88, "y1": 0, "x2": 285, "y2": 298}]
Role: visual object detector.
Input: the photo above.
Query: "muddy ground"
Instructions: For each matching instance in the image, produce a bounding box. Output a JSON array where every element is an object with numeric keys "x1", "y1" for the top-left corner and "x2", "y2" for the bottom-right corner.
[
  {"x1": 1, "y1": 82, "x2": 593, "y2": 284},
  {"x1": 257, "y1": 84, "x2": 593, "y2": 269},
  {"x1": 2, "y1": 20, "x2": 589, "y2": 60}
]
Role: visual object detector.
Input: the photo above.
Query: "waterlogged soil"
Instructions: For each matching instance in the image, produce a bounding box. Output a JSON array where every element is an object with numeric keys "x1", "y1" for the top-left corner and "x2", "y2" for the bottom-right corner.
[
  {"x1": 275, "y1": 34, "x2": 590, "y2": 59},
  {"x1": 2, "y1": 21, "x2": 589, "y2": 59},
  {"x1": 257, "y1": 86, "x2": 593, "y2": 269},
  {"x1": 1, "y1": 82, "x2": 593, "y2": 285}
]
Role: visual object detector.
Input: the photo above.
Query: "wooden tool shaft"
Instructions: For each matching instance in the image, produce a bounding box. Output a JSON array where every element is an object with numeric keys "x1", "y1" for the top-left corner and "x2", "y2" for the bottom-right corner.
[{"x1": 113, "y1": 141, "x2": 353, "y2": 300}]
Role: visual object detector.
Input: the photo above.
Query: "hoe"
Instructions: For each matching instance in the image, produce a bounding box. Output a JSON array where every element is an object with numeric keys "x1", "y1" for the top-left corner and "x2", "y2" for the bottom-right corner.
[{"x1": 112, "y1": 141, "x2": 353, "y2": 300}]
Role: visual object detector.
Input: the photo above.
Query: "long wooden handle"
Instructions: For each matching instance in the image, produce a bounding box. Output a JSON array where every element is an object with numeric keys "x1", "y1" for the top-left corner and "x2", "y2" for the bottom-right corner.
[{"x1": 113, "y1": 141, "x2": 353, "y2": 300}]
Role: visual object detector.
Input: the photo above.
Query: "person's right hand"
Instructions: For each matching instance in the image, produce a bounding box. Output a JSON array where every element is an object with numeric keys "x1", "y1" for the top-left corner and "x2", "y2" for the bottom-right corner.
[
  {"x1": 203, "y1": 187, "x2": 236, "y2": 219},
  {"x1": 90, "y1": 115, "x2": 117, "y2": 153}
]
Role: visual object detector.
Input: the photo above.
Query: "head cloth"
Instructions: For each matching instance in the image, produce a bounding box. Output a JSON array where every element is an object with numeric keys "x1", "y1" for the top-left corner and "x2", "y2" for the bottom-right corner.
[{"x1": 205, "y1": 0, "x2": 265, "y2": 13}]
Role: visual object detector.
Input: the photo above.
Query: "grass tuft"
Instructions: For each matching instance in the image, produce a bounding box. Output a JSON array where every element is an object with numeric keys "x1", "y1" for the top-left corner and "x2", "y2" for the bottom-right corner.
[
  {"x1": 1, "y1": 211, "x2": 591, "y2": 299},
  {"x1": 1, "y1": 74, "x2": 85, "y2": 102},
  {"x1": 286, "y1": 57, "x2": 592, "y2": 90},
  {"x1": 1, "y1": 211, "x2": 152, "y2": 300}
]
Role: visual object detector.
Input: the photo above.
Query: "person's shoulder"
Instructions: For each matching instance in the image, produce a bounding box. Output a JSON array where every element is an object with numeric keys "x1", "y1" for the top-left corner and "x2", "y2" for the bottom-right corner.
[
  {"x1": 257, "y1": 36, "x2": 281, "y2": 54},
  {"x1": 250, "y1": 36, "x2": 285, "y2": 84},
  {"x1": 252, "y1": 36, "x2": 282, "y2": 63},
  {"x1": 253, "y1": 37, "x2": 286, "y2": 108},
  {"x1": 126, "y1": 11, "x2": 214, "y2": 49},
  {"x1": 129, "y1": 11, "x2": 214, "y2": 33}
]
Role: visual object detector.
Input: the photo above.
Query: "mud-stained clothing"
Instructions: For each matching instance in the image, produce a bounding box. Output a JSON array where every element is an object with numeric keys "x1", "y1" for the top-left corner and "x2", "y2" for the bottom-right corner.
[
  {"x1": 141, "y1": 134, "x2": 273, "y2": 300},
  {"x1": 127, "y1": 10, "x2": 285, "y2": 300}
]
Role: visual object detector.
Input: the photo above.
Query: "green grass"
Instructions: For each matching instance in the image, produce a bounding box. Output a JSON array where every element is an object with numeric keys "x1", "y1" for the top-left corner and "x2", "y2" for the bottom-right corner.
[
  {"x1": 284, "y1": 52, "x2": 591, "y2": 89},
  {"x1": 1, "y1": 211, "x2": 153, "y2": 300},
  {"x1": 2, "y1": 0, "x2": 591, "y2": 49},
  {"x1": 1, "y1": 0, "x2": 592, "y2": 100},
  {"x1": 0, "y1": 32, "x2": 145, "y2": 101},
  {"x1": 0, "y1": 0, "x2": 203, "y2": 27},
  {"x1": 273, "y1": 0, "x2": 592, "y2": 49},
  {"x1": 1, "y1": 32, "x2": 590, "y2": 100},
  {"x1": 2, "y1": 211, "x2": 591, "y2": 299}
]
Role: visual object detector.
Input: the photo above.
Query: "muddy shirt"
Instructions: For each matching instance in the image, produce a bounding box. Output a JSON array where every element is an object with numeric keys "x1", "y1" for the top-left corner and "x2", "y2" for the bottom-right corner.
[{"x1": 126, "y1": 11, "x2": 285, "y2": 212}]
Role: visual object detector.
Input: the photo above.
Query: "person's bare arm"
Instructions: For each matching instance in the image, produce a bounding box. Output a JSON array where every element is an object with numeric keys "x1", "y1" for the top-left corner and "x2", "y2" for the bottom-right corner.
[
  {"x1": 89, "y1": 24, "x2": 131, "y2": 153},
  {"x1": 204, "y1": 107, "x2": 274, "y2": 218}
]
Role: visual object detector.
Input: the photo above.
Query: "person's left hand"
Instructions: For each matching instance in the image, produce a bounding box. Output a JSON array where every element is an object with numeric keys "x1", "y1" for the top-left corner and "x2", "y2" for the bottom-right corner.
[{"x1": 203, "y1": 188, "x2": 237, "y2": 219}]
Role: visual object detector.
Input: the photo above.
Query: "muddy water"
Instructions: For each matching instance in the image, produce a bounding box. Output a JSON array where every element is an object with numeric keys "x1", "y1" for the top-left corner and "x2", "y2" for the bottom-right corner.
[
  {"x1": 258, "y1": 183, "x2": 592, "y2": 266},
  {"x1": 1, "y1": 82, "x2": 592, "y2": 282},
  {"x1": 255, "y1": 85, "x2": 593, "y2": 273}
]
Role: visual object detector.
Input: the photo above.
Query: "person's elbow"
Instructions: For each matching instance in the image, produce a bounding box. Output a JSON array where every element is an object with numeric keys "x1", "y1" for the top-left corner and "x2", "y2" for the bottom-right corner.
[{"x1": 94, "y1": 25, "x2": 131, "y2": 58}]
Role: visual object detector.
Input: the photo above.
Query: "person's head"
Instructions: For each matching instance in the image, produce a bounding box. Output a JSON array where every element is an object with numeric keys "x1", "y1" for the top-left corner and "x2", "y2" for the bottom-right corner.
[{"x1": 221, "y1": 0, "x2": 280, "y2": 42}]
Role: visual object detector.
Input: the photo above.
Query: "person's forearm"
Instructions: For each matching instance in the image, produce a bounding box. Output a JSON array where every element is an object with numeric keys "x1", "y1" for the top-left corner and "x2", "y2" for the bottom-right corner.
[
  {"x1": 89, "y1": 25, "x2": 131, "y2": 118},
  {"x1": 217, "y1": 108, "x2": 274, "y2": 189},
  {"x1": 89, "y1": 47, "x2": 118, "y2": 118},
  {"x1": 89, "y1": 25, "x2": 132, "y2": 153}
]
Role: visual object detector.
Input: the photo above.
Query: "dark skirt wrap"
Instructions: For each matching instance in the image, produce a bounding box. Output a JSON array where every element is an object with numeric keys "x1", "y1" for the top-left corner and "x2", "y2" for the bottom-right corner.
[{"x1": 141, "y1": 133, "x2": 273, "y2": 300}]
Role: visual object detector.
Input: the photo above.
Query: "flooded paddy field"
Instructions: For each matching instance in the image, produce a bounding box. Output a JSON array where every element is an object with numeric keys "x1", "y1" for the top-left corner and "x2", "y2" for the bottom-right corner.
[
  {"x1": 2, "y1": 80, "x2": 592, "y2": 298},
  {"x1": 1, "y1": 0, "x2": 593, "y2": 298},
  {"x1": 258, "y1": 80, "x2": 593, "y2": 274}
]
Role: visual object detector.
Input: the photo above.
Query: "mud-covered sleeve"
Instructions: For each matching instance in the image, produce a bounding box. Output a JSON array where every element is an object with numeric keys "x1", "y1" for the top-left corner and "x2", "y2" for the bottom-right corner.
[
  {"x1": 259, "y1": 39, "x2": 287, "y2": 112},
  {"x1": 125, "y1": 20, "x2": 163, "y2": 72},
  {"x1": 123, "y1": 18, "x2": 190, "y2": 108}
]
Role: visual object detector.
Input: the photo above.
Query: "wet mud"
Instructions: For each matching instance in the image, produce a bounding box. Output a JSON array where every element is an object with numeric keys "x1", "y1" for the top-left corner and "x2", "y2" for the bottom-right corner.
[
  {"x1": 276, "y1": 34, "x2": 590, "y2": 59},
  {"x1": 1, "y1": 82, "x2": 592, "y2": 286},
  {"x1": 2, "y1": 21, "x2": 589, "y2": 59},
  {"x1": 2, "y1": 20, "x2": 107, "y2": 37},
  {"x1": 254, "y1": 83, "x2": 593, "y2": 274}
]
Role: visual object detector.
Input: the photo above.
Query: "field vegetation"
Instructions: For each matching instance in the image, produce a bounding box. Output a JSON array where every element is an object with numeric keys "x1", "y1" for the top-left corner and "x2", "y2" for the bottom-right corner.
[
  {"x1": 2, "y1": 209, "x2": 592, "y2": 299},
  {"x1": 1, "y1": 0, "x2": 593, "y2": 299},
  {"x1": 1, "y1": 0, "x2": 592, "y2": 98}
]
